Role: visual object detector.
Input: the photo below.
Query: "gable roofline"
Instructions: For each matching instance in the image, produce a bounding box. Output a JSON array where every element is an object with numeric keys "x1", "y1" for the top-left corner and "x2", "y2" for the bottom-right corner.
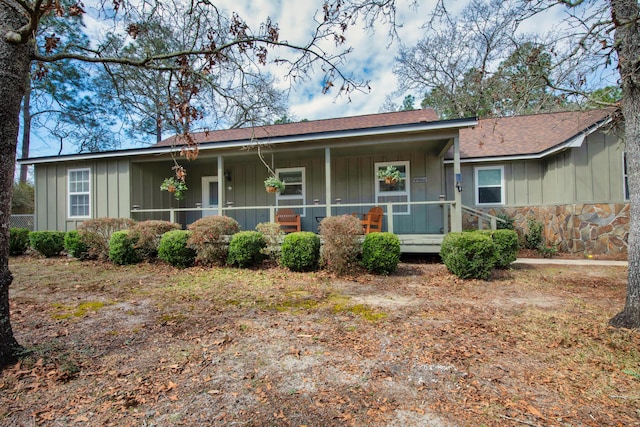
[
  {"x1": 444, "y1": 109, "x2": 616, "y2": 164},
  {"x1": 19, "y1": 111, "x2": 477, "y2": 165},
  {"x1": 444, "y1": 120, "x2": 609, "y2": 164}
]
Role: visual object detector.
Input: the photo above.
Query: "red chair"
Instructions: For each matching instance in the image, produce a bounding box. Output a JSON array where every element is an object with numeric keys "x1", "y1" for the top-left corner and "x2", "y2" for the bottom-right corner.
[
  {"x1": 275, "y1": 208, "x2": 301, "y2": 233},
  {"x1": 359, "y1": 206, "x2": 384, "y2": 234}
]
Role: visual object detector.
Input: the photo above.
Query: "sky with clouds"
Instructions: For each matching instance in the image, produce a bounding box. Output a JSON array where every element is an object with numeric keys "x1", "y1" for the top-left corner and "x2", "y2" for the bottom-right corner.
[
  {"x1": 26, "y1": 0, "x2": 601, "y2": 158},
  {"x1": 226, "y1": 0, "x2": 439, "y2": 121},
  {"x1": 213, "y1": 0, "x2": 569, "y2": 122}
]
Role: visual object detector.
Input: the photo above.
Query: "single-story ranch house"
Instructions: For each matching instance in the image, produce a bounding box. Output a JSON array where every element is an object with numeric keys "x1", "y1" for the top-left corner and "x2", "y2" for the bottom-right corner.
[{"x1": 19, "y1": 108, "x2": 628, "y2": 256}]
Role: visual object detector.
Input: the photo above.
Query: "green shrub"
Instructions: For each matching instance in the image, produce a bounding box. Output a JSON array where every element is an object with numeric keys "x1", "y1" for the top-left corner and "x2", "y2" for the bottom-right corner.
[
  {"x1": 64, "y1": 230, "x2": 90, "y2": 259},
  {"x1": 255, "y1": 222, "x2": 284, "y2": 260},
  {"x1": 538, "y1": 243, "x2": 558, "y2": 258},
  {"x1": 9, "y1": 228, "x2": 30, "y2": 256},
  {"x1": 524, "y1": 217, "x2": 544, "y2": 250},
  {"x1": 158, "y1": 230, "x2": 196, "y2": 268},
  {"x1": 108, "y1": 230, "x2": 140, "y2": 265},
  {"x1": 481, "y1": 229, "x2": 518, "y2": 268},
  {"x1": 495, "y1": 213, "x2": 514, "y2": 230},
  {"x1": 361, "y1": 232, "x2": 401, "y2": 275},
  {"x1": 187, "y1": 216, "x2": 240, "y2": 266},
  {"x1": 29, "y1": 231, "x2": 66, "y2": 257},
  {"x1": 280, "y1": 232, "x2": 320, "y2": 272},
  {"x1": 129, "y1": 220, "x2": 181, "y2": 261},
  {"x1": 440, "y1": 232, "x2": 497, "y2": 280},
  {"x1": 319, "y1": 215, "x2": 364, "y2": 275},
  {"x1": 227, "y1": 231, "x2": 267, "y2": 268},
  {"x1": 78, "y1": 217, "x2": 136, "y2": 260}
]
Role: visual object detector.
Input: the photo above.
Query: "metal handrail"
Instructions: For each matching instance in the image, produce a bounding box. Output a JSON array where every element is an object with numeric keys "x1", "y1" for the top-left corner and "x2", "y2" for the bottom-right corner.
[{"x1": 461, "y1": 205, "x2": 506, "y2": 230}]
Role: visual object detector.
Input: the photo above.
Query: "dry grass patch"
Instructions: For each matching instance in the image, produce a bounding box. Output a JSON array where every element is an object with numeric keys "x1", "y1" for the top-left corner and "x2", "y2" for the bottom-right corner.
[{"x1": 1, "y1": 256, "x2": 638, "y2": 426}]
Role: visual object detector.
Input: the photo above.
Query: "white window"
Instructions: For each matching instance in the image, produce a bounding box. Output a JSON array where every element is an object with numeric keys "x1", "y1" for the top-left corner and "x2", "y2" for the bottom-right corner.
[
  {"x1": 68, "y1": 168, "x2": 91, "y2": 218},
  {"x1": 475, "y1": 166, "x2": 505, "y2": 206},
  {"x1": 623, "y1": 152, "x2": 629, "y2": 201},
  {"x1": 375, "y1": 161, "x2": 410, "y2": 214},
  {"x1": 276, "y1": 167, "x2": 305, "y2": 216}
]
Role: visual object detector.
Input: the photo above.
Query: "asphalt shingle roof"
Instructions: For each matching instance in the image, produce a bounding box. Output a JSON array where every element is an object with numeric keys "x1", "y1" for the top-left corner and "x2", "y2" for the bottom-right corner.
[
  {"x1": 154, "y1": 108, "x2": 614, "y2": 161},
  {"x1": 154, "y1": 109, "x2": 440, "y2": 147},
  {"x1": 458, "y1": 109, "x2": 613, "y2": 159}
]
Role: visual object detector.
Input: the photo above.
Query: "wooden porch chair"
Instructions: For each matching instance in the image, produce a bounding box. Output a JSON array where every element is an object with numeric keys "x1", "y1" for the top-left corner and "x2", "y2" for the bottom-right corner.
[
  {"x1": 359, "y1": 206, "x2": 384, "y2": 234},
  {"x1": 275, "y1": 208, "x2": 301, "y2": 233}
]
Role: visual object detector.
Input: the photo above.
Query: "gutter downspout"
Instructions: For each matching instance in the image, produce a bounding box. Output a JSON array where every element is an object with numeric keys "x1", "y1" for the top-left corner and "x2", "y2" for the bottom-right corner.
[{"x1": 452, "y1": 136, "x2": 462, "y2": 232}]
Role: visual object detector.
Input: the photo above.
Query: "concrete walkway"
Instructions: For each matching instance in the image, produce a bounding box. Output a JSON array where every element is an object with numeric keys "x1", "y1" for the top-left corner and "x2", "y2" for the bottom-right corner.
[{"x1": 513, "y1": 258, "x2": 628, "y2": 267}]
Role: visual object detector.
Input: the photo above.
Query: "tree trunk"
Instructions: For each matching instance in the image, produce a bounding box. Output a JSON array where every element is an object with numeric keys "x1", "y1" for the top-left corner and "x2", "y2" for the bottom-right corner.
[
  {"x1": 19, "y1": 73, "x2": 31, "y2": 184},
  {"x1": 609, "y1": 0, "x2": 640, "y2": 329},
  {"x1": 0, "y1": 1, "x2": 31, "y2": 368}
]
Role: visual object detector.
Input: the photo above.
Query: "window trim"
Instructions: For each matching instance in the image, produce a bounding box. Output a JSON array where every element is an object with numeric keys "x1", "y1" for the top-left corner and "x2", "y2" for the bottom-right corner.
[
  {"x1": 68, "y1": 167, "x2": 91, "y2": 218},
  {"x1": 475, "y1": 165, "x2": 505, "y2": 206},
  {"x1": 276, "y1": 167, "x2": 306, "y2": 216},
  {"x1": 623, "y1": 152, "x2": 629, "y2": 201},
  {"x1": 374, "y1": 161, "x2": 411, "y2": 215}
]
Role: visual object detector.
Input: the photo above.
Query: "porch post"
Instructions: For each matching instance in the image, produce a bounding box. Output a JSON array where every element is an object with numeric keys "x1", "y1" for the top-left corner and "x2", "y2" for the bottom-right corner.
[
  {"x1": 452, "y1": 136, "x2": 463, "y2": 232},
  {"x1": 325, "y1": 147, "x2": 331, "y2": 218},
  {"x1": 217, "y1": 156, "x2": 224, "y2": 216}
]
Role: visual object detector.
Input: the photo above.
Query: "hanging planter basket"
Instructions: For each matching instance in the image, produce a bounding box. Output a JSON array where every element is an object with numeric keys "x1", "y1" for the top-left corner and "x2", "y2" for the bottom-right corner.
[
  {"x1": 160, "y1": 177, "x2": 188, "y2": 201},
  {"x1": 264, "y1": 176, "x2": 285, "y2": 193},
  {"x1": 377, "y1": 165, "x2": 402, "y2": 185}
]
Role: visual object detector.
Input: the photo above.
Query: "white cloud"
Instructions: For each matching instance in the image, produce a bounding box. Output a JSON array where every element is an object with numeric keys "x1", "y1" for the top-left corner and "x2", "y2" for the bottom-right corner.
[
  {"x1": 28, "y1": 0, "x2": 611, "y2": 157},
  {"x1": 210, "y1": 0, "x2": 433, "y2": 121}
]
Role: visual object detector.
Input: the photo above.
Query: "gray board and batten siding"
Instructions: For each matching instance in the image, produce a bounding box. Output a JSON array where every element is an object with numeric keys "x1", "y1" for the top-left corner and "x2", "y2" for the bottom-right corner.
[
  {"x1": 445, "y1": 129, "x2": 626, "y2": 208},
  {"x1": 34, "y1": 158, "x2": 131, "y2": 232},
  {"x1": 127, "y1": 135, "x2": 452, "y2": 234},
  {"x1": 32, "y1": 129, "x2": 456, "y2": 234}
]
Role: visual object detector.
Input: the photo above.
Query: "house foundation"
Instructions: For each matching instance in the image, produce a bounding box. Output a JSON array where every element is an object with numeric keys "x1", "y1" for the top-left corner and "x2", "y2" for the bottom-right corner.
[{"x1": 464, "y1": 203, "x2": 630, "y2": 257}]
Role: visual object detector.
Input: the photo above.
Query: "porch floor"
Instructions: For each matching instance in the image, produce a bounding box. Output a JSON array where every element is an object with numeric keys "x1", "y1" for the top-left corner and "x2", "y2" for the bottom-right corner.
[{"x1": 398, "y1": 234, "x2": 444, "y2": 254}]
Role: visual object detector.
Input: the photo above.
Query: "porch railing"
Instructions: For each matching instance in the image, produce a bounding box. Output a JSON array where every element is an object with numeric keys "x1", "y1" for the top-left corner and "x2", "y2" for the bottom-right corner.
[
  {"x1": 131, "y1": 199, "x2": 457, "y2": 234},
  {"x1": 461, "y1": 205, "x2": 506, "y2": 230}
]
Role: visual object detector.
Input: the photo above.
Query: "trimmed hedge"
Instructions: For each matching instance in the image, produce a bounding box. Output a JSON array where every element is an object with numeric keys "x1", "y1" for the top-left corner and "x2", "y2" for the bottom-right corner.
[
  {"x1": 158, "y1": 230, "x2": 196, "y2": 268},
  {"x1": 255, "y1": 222, "x2": 283, "y2": 260},
  {"x1": 361, "y1": 232, "x2": 401, "y2": 275},
  {"x1": 64, "y1": 230, "x2": 90, "y2": 259},
  {"x1": 29, "y1": 231, "x2": 66, "y2": 257},
  {"x1": 129, "y1": 220, "x2": 181, "y2": 260},
  {"x1": 490, "y1": 229, "x2": 518, "y2": 268},
  {"x1": 9, "y1": 228, "x2": 30, "y2": 256},
  {"x1": 108, "y1": 230, "x2": 140, "y2": 265},
  {"x1": 440, "y1": 232, "x2": 497, "y2": 280},
  {"x1": 187, "y1": 216, "x2": 240, "y2": 266},
  {"x1": 227, "y1": 231, "x2": 267, "y2": 268},
  {"x1": 78, "y1": 217, "x2": 135, "y2": 260},
  {"x1": 319, "y1": 215, "x2": 363, "y2": 275},
  {"x1": 280, "y1": 232, "x2": 320, "y2": 272}
]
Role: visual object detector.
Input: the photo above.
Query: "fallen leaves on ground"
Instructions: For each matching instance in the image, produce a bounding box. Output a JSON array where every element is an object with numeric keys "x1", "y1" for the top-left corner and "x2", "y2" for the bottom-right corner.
[{"x1": 1, "y1": 255, "x2": 638, "y2": 426}]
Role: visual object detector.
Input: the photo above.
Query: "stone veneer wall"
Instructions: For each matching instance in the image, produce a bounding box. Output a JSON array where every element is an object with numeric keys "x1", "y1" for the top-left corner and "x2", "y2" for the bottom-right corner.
[{"x1": 462, "y1": 203, "x2": 630, "y2": 256}]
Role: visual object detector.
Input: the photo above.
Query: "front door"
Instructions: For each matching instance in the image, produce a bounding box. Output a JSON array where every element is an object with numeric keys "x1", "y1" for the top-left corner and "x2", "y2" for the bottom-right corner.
[{"x1": 201, "y1": 176, "x2": 219, "y2": 216}]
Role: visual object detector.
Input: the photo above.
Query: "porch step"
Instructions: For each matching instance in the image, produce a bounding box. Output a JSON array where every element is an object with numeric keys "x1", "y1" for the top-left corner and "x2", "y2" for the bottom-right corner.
[{"x1": 398, "y1": 234, "x2": 444, "y2": 254}]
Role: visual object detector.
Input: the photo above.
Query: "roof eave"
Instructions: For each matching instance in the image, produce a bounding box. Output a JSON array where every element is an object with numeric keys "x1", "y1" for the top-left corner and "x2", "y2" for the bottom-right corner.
[
  {"x1": 444, "y1": 115, "x2": 614, "y2": 164},
  {"x1": 19, "y1": 117, "x2": 478, "y2": 166}
]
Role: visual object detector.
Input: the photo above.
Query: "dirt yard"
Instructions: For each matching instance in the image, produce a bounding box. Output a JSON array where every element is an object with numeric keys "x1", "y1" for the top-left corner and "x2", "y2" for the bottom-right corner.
[{"x1": 1, "y1": 255, "x2": 638, "y2": 426}]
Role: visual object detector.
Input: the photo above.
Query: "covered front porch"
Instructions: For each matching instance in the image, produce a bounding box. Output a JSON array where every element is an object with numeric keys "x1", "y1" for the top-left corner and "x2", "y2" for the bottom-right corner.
[{"x1": 127, "y1": 126, "x2": 469, "y2": 252}]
